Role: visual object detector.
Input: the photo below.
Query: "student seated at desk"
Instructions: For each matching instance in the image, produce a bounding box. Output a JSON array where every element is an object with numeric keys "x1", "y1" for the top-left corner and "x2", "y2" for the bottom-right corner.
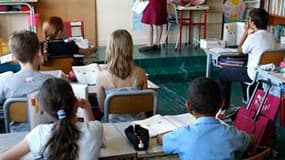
[
  {"x1": 0, "y1": 78, "x2": 103, "y2": 160},
  {"x1": 157, "y1": 77, "x2": 254, "y2": 160},
  {"x1": 218, "y1": 8, "x2": 276, "y2": 109},
  {"x1": 96, "y1": 29, "x2": 147, "y2": 121},
  {"x1": 0, "y1": 30, "x2": 52, "y2": 104},
  {"x1": 42, "y1": 16, "x2": 96, "y2": 60}
]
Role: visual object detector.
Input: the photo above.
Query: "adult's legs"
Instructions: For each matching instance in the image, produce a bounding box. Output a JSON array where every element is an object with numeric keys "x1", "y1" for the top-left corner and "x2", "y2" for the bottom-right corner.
[
  {"x1": 146, "y1": 24, "x2": 154, "y2": 46},
  {"x1": 155, "y1": 25, "x2": 163, "y2": 47},
  {"x1": 218, "y1": 67, "x2": 252, "y2": 109}
]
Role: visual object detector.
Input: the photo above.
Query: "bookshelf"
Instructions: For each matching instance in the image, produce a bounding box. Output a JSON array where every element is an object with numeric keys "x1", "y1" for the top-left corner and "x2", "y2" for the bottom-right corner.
[{"x1": 261, "y1": 0, "x2": 285, "y2": 25}]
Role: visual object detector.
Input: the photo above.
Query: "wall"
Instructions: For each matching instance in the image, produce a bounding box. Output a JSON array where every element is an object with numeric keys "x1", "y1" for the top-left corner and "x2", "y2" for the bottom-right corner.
[{"x1": 96, "y1": 0, "x2": 223, "y2": 46}]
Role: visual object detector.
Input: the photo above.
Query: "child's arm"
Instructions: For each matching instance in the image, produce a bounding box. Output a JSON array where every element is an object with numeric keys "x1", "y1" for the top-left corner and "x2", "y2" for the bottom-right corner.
[
  {"x1": 78, "y1": 45, "x2": 96, "y2": 56},
  {"x1": 0, "y1": 139, "x2": 30, "y2": 160},
  {"x1": 77, "y1": 99, "x2": 95, "y2": 121}
]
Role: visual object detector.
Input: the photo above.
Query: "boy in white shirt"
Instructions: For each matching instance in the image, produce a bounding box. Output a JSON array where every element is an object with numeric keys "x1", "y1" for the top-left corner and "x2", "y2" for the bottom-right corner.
[{"x1": 219, "y1": 8, "x2": 276, "y2": 109}]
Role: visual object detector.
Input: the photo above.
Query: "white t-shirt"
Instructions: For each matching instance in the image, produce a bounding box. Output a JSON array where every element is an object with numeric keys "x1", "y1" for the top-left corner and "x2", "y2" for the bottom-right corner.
[
  {"x1": 25, "y1": 121, "x2": 103, "y2": 160},
  {"x1": 242, "y1": 30, "x2": 276, "y2": 80}
]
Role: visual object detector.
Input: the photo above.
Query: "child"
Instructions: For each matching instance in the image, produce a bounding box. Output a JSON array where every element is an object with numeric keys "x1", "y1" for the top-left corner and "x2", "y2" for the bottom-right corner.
[
  {"x1": 0, "y1": 78, "x2": 103, "y2": 160},
  {"x1": 218, "y1": 8, "x2": 276, "y2": 108},
  {"x1": 42, "y1": 16, "x2": 96, "y2": 57},
  {"x1": 0, "y1": 30, "x2": 52, "y2": 104},
  {"x1": 157, "y1": 77, "x2": 254, "y2": 160},
  {"x1": 96, "y1": 29, "x2": 147, "y2": 121},
  {"x1": 138, "y1": 0, "x2": 168, "y2": 52}
]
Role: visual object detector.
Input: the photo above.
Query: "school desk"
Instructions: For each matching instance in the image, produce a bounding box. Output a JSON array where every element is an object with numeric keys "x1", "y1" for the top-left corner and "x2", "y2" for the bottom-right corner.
[{"x1": 0, "y1": 123, "x2": 137, "y2": 159}]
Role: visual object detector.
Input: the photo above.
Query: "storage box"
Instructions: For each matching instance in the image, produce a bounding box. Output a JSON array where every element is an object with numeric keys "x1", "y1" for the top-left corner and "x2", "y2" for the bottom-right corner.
[{"x1": 200, "y1": 39, "x2": 226, "y2": 49}]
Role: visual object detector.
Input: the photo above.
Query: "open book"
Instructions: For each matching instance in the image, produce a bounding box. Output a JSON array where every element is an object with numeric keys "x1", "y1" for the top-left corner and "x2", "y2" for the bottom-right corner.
[
  {"x1": 72, "y1": 63, "x2": 103, "y2": 85},
  {"x1": 133, "y1": 113, "x2": 196, "y2": 137},
  {"x1": 0, "y1": 53, "x2": 13, "y2": 64}
]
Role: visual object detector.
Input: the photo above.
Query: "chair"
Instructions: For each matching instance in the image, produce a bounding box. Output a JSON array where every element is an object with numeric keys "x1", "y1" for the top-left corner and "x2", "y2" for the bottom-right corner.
[
  {"x1": 102, "y1": 89, "x2": 157, "y2": 122},
  {"x1": 3, "y1": 97, "x2": 28, "y2": 133},
  {"x1": 243, "y1": 49, "x2": 285, "y2": 103},
  {"x1": 40, "y1": 57, "x2": 74, "y2": 74},
  {"x1": 242, "y1": 146, "x2": 271, "y2": 160}
]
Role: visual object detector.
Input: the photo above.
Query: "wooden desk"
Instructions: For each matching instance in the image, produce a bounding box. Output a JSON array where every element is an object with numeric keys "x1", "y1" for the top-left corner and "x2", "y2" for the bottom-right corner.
[
  {"x1": 113, "y1": 122, "x2": 166, "y2": 158},
  {"x1": 0, "y1": 123, "x2": 137, "y2": 159}
]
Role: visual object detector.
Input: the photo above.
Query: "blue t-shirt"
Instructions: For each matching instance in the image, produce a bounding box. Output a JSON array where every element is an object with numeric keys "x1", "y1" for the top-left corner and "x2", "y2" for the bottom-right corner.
[{"x1": 162, "y1": 117, "x2": 251, "y2": 160}]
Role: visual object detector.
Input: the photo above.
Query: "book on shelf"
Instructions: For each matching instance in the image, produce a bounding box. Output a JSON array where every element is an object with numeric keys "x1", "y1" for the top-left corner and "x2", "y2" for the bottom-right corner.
[
  {"x1": 264, "y1": 0, "x2": 285, "y2": 16},
  {"x1": 133, "y1": 113, "x2": 196, "y2": 137},
  {"x1": 72, "y1": 63, "x2": 105, "y2": 85}
]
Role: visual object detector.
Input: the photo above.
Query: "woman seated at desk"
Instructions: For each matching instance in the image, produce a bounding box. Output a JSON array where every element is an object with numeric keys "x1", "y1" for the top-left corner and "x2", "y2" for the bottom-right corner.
[{"x1": 96, "y1": 29, "x2": 147, "y2": 122}]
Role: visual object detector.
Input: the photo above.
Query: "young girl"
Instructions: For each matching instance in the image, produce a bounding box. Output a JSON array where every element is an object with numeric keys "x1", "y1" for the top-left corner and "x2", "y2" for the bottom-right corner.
[
  {"x1": 42, "y1": 16, "x2": 96, "y2": 57},
  {"x1": 96, "y1": 29, "x2": 147, "y2": 121},
  {"x1": 0, "y1": 78, "x2": 103, "y2": 160},
  {"x1": 138, "y1": 0, "x2": 168, "y2": 52}
]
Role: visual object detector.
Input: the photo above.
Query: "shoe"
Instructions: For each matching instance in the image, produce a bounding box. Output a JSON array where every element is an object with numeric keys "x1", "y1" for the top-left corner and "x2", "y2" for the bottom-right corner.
[
  {"x1": 139, "y1": 46, "x2": 154, "y2": 52},
  {"x1": 152, "y1": 45, "x2": 161, "y2": 51}
]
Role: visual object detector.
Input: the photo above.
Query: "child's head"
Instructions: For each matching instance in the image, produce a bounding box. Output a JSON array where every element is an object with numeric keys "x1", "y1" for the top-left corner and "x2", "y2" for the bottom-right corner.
[
  {"x1": 39, "y1": 78, "x2": 80, "y2": 160},
  {"x1": 187, "y1": 77, "x2": 222, "y2": 116},
  {"x1": 249, "y1": 8, "x2": 269, "y2": 30},
  {"x1": 9, "y1": 30, "x2": 40, "y2": 64},
  {"x1": 42, "y1": 16, "x2": 64, "y2": 40},
  {"x1": 106, "y1": 29, "x2": 134, "y2": 79}
]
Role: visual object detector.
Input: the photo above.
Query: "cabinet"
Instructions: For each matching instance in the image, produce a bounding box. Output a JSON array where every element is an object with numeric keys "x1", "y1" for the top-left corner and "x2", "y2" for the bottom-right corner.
[
  {"x1": 0, "y1": 0, "x2": 37, "y2": 55},
  {"x1": 261, "y1": 0, "x2": 285, "y2": 25}
]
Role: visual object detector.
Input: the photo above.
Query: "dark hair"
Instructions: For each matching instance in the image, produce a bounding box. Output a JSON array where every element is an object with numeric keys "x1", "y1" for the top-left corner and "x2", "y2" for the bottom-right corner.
[
  {"x1": 39, "y1": 78, "x2": 80, "y2": 160},
  {"x1": 187, "y1": 77, "x2": 222, "y2": 115},
  {"x1": 8, "y1": 30, "x2": 40, "y2": 63},
  {"x1": 249, "y1": 8, "x2": 269, "y2": 30}
]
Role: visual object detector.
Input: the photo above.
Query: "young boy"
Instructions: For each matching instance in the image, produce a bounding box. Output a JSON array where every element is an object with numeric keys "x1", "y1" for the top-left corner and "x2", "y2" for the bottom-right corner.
[
  {"x1": 157, "y1": 77, "x2": 253, "y2": 160},
  {"x1": 0, "y1": 30, "x2": 52, "y2": 104},
  {"x1": 219, "y1": 8, "x2": 276, "y2": 108}
]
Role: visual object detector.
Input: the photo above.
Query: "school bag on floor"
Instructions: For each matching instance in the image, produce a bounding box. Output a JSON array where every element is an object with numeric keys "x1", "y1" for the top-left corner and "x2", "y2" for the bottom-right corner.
[{"x1": 233, "y1": 80, "x2": 280, "y2": 155}]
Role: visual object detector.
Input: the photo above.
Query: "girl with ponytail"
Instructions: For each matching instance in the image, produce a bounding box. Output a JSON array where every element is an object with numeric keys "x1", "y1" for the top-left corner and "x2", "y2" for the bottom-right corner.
[{"x1": 1, "y1": 78, "x2": 103, "y2": 160}]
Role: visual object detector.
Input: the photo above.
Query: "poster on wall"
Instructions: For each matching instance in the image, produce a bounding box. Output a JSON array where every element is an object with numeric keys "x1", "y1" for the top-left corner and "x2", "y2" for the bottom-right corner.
[{"x1": 223, "y1": 0, "x2": 246, "y2": 22}]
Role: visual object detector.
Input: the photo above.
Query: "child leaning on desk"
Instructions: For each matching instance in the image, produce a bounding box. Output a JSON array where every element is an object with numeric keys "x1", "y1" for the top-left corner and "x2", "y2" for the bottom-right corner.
[
  {"x1": 157, "y1": 77, "x2": 255, "y2": 160},
  {"x1": 42, "y1": 16, "x2": 96, "y2": 59},
  {"x1": 0, "y1": 78, "x2": 103, "y2": 160}
]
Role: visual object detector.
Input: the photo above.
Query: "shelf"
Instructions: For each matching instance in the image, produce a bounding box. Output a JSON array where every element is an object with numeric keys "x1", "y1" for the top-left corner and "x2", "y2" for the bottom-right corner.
[
  {"x1": 0, "y1": 11, "x2": 29, "y2": 14},
  {"x1": 0, "y1": 0, "x2": 37, "y2": 3},
  {"x1": 269, "y1": 15, "x2": 285, "y2": 25}
]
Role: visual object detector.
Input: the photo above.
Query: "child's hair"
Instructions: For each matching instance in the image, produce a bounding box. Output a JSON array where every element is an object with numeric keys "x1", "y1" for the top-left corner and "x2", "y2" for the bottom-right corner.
[
  {"x1": 39, "y1": 78, "x2": 80, "y2": 160},
  {"x1": 42, "y1": 16, "x2": 64, "y2": 40},
  {"x1": 106, "y1": 29, "x2": 133, "y2": 80},
  {"x1": 8, "y1": 30, "x2": 40, "y2": 63},
  {"x1": 249, "y1": 8, "x2": 269, "y2": 30},
  {"x1": 187, "y1": 77, "x2": 222, "y2": 115}
]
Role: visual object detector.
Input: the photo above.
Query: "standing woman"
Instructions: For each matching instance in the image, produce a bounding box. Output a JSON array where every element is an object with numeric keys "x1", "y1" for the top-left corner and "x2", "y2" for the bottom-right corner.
[{"x1": 139, "y1": 0, "x2": 168, "y2": 52}]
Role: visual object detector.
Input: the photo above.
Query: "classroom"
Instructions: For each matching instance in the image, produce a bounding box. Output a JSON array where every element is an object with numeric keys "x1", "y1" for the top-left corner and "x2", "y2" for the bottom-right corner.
[{"x1": 0, "y1": 0, "x2": 285, "y2": 159}]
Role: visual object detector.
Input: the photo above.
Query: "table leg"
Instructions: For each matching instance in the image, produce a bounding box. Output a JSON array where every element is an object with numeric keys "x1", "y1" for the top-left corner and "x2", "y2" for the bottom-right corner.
[{"x1": 206, "y1": 53, "x2": 212, "y2": 78}]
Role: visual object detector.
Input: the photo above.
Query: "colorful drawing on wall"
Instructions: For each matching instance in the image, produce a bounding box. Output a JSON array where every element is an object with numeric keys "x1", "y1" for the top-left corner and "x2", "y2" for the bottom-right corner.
[{"x1": 223, "y1": 0, "x2": 246, "y2": 22}]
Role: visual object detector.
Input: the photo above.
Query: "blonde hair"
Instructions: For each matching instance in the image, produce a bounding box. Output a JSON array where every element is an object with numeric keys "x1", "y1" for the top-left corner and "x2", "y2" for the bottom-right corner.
[
  {"x1": 42, "y1": 16, "x2": 64, "y2": 40},
  {"x1": 106, "y1": 29, "x2": 133, "y2": 80}
]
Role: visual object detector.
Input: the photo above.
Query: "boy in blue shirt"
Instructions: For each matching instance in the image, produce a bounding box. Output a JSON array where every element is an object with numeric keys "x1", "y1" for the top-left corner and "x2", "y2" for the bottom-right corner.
[{"x1": 157, "y1": 77, "x2": 253, "y2": 160}]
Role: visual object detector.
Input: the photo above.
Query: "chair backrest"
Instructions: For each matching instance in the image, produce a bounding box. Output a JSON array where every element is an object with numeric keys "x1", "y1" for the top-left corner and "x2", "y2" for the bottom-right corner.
[
  {"x1": 103, "y1": 89, "x2": 157, "y2": 122},
  {"x1": 259, "y1": 49, "x2": 285, "y2": 66},
  {"x1": 3, "y1": 97, "x2": 27, "y2": 133},
  {"x1": 242, "y1": 146, "x2": 271, "y2": 160},
  {"x1": 40, "y1": 57, "x2": 74, "y2": 74}
]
